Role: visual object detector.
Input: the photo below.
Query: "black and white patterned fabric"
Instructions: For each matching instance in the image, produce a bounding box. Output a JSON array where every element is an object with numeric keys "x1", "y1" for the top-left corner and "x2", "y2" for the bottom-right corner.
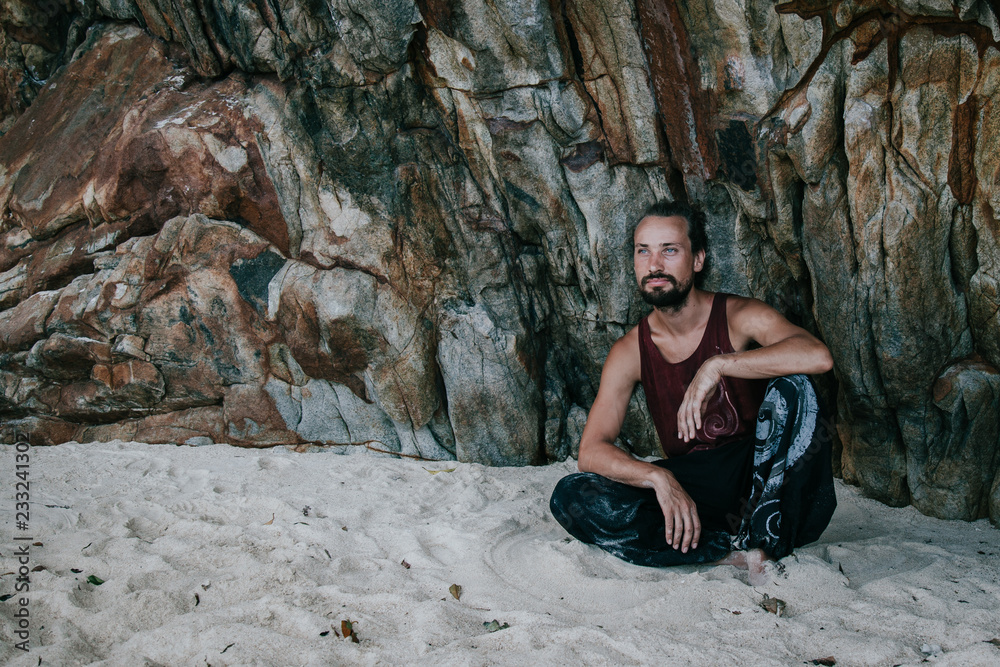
[{"x1": 731, "y1": 374, "x2": 836, "y2": 558}]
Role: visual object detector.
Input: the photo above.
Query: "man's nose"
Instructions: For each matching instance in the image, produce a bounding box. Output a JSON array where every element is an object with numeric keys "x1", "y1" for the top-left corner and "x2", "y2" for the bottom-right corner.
[{"x1": 648, "y1": 251, "x2": 664, "y2": 271}]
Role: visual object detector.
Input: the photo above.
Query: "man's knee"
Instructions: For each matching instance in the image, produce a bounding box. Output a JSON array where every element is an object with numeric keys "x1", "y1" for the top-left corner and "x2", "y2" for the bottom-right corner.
[
  {"x1": 756, "y1": 374, "x2": 824, "y2": 454},
  {"x1": 762, "y1": 374, "x2": 832, "y2": 471},
  {"x1": 766, "y1": 374, "x2": 816, "y2": 403},
  {"x1": 761, "y1": 374, "x2": 820, "y2": 431},
  {"x1": 550, "y1": 473, "x2": 606, "y2": 531}
]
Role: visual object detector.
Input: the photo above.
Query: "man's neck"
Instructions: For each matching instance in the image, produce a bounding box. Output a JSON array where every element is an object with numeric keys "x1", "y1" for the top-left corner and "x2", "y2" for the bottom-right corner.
[{"x1": 649, "y1": 288, "x2": 715, "y2": 338}]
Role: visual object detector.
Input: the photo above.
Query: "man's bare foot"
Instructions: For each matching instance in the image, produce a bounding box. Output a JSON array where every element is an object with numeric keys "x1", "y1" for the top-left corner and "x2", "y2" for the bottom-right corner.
[
  {"x1": 746, "y1": 548, "x2": 772, "y2": 587},
  {"x1": 713, "y1": 549, "x2": 773, "y2": 586},
  {"x1": 713, "y1": 551, "x2": 748, "y2": 569}
]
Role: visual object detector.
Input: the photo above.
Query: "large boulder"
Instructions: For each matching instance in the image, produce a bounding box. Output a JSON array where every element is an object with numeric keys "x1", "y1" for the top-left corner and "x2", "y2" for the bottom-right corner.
[{"x1": 0, "y1": 1, "x2": 998, "y2": 524}]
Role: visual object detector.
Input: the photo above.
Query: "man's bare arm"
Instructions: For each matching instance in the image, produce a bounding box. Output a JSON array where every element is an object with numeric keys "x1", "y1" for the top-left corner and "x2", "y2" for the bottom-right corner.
[
  {"x1": 577, "y1": 331, "x2": 702, "y2": 553},
  {"x1": 677, "y1": 297, "x2": 834, "y2": 442}
]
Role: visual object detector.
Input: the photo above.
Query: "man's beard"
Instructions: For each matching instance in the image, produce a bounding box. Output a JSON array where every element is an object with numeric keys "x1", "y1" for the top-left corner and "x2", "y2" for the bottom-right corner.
[{"x1": 640, "y1": 273, "x2": 694, "y2": 311}]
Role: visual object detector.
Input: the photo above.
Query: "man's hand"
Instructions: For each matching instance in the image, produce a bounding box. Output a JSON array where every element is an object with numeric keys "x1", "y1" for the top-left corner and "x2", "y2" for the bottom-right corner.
[
  {"x1": 677, "y1": 356, "x2": 723, "y2": 443},
  {"x1": 651, "y1": 468, "x2": 701, "y2": 552}
]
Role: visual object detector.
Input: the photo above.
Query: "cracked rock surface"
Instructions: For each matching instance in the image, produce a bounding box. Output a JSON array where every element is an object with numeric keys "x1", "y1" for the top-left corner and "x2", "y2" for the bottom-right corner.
[{"x1": 1, "y1": 0, "x2": 998, "y2": 523}]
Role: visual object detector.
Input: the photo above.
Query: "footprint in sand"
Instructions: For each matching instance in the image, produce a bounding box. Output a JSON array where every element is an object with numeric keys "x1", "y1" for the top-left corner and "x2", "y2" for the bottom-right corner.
[
  {"x1": 256, "y1": 456, "x2": 294, "y2": 472},
  {"x1": 170, "y1": 466, "x2": 211, "y2": 495},
  {"x1": 124, "y1": 455, "x2": 171, "y2": 478},
  {"x1": 36, "y1": 503, "x2": 81, "y2": 532},
  {"x1": 125, "y1": 516, "x2": 169, "y2": 542},
  {"x1": 68, "y1": 581, "x2": 101, "y2": 610}
]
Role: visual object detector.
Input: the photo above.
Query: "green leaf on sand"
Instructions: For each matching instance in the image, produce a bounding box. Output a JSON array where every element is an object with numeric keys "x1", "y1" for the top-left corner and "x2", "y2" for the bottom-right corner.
[{"x1": 483, "y1": 620, "x2": 510, "y2": 632}]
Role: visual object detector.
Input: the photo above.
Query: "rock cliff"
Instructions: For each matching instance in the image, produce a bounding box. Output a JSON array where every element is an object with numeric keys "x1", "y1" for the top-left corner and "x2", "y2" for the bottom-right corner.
[{"x1": 1, "y1": 0, "x2": 998, "y2": 523}]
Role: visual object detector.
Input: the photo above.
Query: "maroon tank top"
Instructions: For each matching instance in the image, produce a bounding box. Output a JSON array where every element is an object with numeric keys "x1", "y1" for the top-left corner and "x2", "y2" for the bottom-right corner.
[{"x1": 639, "y1": 293, "x2": 766, "y2": 457}]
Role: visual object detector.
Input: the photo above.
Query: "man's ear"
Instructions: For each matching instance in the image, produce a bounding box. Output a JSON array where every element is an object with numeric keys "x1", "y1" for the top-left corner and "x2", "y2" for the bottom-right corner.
[{"x1": 693, "y1": 249, "x2": 706, "y2": 273}]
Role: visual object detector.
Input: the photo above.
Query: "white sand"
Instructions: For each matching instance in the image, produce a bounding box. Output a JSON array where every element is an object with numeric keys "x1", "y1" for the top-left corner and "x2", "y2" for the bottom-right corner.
[{"x1": 1, "y1": 441, "x2": 999, "y2": 666}]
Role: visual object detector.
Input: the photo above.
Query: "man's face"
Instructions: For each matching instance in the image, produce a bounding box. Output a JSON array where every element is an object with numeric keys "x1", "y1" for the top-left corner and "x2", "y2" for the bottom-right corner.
[{"x1": 633, "y1": 215, "x2": 705, "y2": 310}]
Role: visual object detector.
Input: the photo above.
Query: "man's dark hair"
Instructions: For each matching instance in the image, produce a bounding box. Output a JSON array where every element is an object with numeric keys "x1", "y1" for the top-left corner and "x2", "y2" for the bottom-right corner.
[{"x1": 635, "y1": 200, "x2": 708, "y2": 256}]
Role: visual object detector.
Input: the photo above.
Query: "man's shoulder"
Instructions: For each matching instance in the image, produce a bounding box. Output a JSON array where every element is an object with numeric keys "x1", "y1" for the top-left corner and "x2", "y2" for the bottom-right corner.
[
  {"x1": 611, "y1": 322, "x2": 642, "y2": 354},
  {"x1": 724, "y1": 294, "x2": 774, "y2": 322},
  {"x1": 603, "y1": 322, "x2": 643, "y2": 378},
  {"x1": 724, "y1": 294, "x2": 799, "y2": 348}
]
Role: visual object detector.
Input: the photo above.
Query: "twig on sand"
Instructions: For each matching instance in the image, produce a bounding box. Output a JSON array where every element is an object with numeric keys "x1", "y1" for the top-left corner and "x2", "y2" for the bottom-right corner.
[{"x1": 291, "y1": 439, "x2": 448, "y2": 462}]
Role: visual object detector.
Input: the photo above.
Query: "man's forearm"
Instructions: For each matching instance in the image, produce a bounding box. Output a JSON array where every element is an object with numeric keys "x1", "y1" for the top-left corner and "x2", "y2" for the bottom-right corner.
[
  {"x1": 711, "y1": 333, "x2": 833, "y2": 379},
  {"x1": 577, "y1": 439, "x2": 674, "y2": 491}
]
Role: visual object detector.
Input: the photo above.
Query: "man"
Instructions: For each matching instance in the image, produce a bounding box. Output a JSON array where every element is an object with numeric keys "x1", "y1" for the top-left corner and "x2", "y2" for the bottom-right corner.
[{"x1": 549, "y1": 201, "x2": 837, "y2": 585}]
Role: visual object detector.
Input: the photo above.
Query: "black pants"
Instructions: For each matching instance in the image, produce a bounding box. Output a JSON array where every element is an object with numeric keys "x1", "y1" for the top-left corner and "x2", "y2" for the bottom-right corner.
[{"x1": 549, "y1": 375, "x2": 837, "y2": 567}]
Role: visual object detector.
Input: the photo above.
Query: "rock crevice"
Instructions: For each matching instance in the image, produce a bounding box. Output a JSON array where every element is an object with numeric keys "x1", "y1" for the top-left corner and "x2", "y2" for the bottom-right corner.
[{"x1": 1, "y1": 1, "x2": 998, "y2": 523}]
